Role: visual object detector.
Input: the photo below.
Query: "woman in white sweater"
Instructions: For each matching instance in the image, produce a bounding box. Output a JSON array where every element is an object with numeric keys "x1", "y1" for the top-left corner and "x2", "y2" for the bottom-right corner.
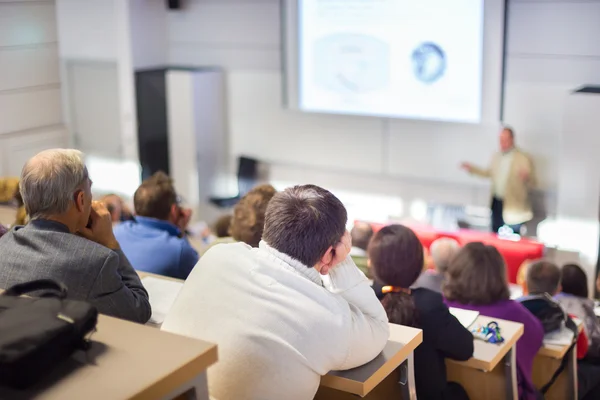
[{"x1": 162, "y1": 185, "x2": 389, "y2": 400}]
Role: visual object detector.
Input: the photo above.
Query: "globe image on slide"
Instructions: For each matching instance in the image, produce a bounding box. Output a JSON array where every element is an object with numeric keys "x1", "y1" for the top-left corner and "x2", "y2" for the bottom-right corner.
[{"x1": 411, "y1": 42, "x2": 446, "y2": 84}]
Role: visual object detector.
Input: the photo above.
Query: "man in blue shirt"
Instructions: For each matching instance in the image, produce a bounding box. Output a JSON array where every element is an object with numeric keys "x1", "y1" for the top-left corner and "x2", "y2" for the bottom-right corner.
[{"x1": 114, "y1": 172, "x2": 199, "y2": 279}]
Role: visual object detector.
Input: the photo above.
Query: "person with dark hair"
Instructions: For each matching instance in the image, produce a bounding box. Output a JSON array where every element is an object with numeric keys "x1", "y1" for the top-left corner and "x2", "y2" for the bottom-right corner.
[
  {"x1": 350, "y1": 221, "x2": 374, "y2": 277},
  {"x1": 162, "y1": 184, "x2": 389, "y2": 400},
  {"x1": 523, "y1": 261, "x2": 600, "y2": 400},
  {"x1": 461, "y1": 127, "x2": 536, "y2": 233},
  {"x1": 444, "y1": 242, "x2": 544, "y2": 400},
  {"x1": 369, "y1": 225, "x2": 472, "y2": 400},
  {"x1": 526, "y1": 260, "x2": 562, "y2": 296},
  {"x1": 230, "y1": 184, "x2": 276, "y2": 247},
  {"x1": 556, "y1": 264, "x2": 600, "y2": 360},
  {"x1": 113, "y1": 171, "x2": 198, "y2": 279}
]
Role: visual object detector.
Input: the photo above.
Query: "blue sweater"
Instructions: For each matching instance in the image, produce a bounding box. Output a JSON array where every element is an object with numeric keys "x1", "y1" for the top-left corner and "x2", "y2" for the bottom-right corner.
[{"x1": 113, "y1": 216, "x2": 199, "y2": 279}]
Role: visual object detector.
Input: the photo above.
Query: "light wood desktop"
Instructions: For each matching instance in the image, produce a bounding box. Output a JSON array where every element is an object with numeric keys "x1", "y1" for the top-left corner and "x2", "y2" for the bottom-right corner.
[
  {"x1": 315, "y1": 324, "x2": 423, "y2": 400},
  {"x1": 446, "y1": 315, "x2": 524, "y2": 400},
  {"x1": 532, "y1": 320, "x2": 583, "y2": 400},
  {"x1": 0, "y1": 314, "x2": 218, "y2": 400}
]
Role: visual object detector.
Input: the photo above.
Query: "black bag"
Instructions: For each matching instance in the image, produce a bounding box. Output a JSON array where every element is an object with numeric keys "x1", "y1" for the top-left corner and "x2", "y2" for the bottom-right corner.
[
  {"x1": 518, "y1": 293, "x2": 578, "y2": 394},
  {"x1": 0, "y1": 279, "x2": 98, "y2": 389},
  {"x1": 519, "y1": 293, "x2": 567, "y2": 333}
]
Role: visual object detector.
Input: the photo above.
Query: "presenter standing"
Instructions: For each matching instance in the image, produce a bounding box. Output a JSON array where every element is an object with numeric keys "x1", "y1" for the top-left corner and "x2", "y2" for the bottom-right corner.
[{"x1": 461, "y1": 127, "x2": 536, "y2": 234}]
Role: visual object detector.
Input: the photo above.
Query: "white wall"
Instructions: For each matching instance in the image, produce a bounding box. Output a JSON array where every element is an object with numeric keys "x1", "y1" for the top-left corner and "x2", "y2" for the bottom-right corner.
[
  {"x1": 166, "y1": 0, "x2": 600, "y2": 223},
  {"x1": 56, "y1": 0, "x2": 139, "y2": 161},
  {"x1": 0, "y1": 0, "x2": 67, "y2": 177},
  {"x1": 128, "y1": 0, "x2": 168, "y2": 69}
]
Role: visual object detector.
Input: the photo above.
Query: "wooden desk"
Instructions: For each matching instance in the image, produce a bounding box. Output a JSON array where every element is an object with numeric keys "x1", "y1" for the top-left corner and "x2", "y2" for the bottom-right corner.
[
  {"x1": 315, "y1": 324, "x2": 423, "y2": 399},
  {"x1": 446, "y1": 315, "x2": 524, "y2": 400},
  {"x1": 532, "y1": 320, "x2": 583, "y2": 400},
  {"x1": 0, "y1": 314, "x2": 218, "y2": 400}
]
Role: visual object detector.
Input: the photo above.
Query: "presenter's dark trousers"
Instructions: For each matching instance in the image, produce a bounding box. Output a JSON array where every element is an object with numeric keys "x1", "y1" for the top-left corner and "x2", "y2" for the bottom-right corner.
[
  {"x1": 491, "y1": 197, "x2": 505, "y2": 233},
  {"x1": 491, "y1": 197, "x2": 523, "y2": 234}
]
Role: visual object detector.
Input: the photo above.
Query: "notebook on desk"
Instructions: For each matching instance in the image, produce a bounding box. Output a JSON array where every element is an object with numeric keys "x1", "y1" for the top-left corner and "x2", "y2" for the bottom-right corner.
[
  {"x1": 449, "y1": 307, "x2": 479, "y2": 328},
  {"x1": 141, "y1": 276, "x2": 184, "y2": 325},
  {"x1": 544, "y1": 323, "x2": 575, "y2": 346}
]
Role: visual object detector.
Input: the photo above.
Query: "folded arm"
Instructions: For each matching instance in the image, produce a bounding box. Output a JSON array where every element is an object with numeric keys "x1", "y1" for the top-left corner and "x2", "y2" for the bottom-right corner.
[
  {"x1": 88, "y1": 249, "x2": 152, "y2": 323},
  {"x1": 322, "y1": 256, "x2": 390, "y2": 370}
]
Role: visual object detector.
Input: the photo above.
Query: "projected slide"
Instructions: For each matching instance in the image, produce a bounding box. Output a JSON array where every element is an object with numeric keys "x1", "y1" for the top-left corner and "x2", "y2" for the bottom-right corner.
[{"x1": 298, "y1": 0, "x2": 484, "y2": 123}]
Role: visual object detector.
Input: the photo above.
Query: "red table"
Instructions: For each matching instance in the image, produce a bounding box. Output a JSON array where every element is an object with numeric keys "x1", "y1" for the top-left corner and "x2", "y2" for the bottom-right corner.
[{"x1": 363, "y1": 221, "x2": 545, "y2": 283}]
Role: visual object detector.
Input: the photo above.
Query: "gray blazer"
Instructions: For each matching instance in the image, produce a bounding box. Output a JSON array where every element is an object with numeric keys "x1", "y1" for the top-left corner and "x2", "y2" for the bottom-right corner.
[{"x1": 0, "y1": 219, "x2": 151, "y2": 323}]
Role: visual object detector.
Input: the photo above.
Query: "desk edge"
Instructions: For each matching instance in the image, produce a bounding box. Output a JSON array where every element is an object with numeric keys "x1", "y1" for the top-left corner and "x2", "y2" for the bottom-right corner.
[{"x1": 131, "y1": 343, "x2": 218, "y2": 400}]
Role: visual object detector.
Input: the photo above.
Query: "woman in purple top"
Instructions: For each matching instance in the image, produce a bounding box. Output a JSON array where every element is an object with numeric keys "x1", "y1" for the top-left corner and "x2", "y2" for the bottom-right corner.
[{"x1": 443, "y1": 242, "x2": 544, "y2": 400}]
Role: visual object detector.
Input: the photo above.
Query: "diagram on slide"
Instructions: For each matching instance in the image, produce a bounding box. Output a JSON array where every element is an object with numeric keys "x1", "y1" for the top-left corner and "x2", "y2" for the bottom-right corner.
[
  {"x1": 313, "y1": 34, "x2": 390, "y2": 93},
  {"x1": 411, "y1": 42, "x2": 446, "y2": 84}
]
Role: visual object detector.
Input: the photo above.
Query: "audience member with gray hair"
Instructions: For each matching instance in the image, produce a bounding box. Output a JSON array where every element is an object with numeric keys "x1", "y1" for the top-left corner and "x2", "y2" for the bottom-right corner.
[
  {"x1": 413, "y1": 237, "x2": 460, "y2": 293},
  {"x1": 0, "y1": 149, "x2": 151, "y2": 323},
  {"x1": 162, "y1": 184, "x2": 389, "y2": 400}
]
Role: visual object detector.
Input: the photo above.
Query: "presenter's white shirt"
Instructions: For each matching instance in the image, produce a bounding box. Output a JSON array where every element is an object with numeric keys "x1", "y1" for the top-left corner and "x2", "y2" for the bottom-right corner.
[
  {"x1": 161, "y1": 241, "x2": 389, "y2": 400},
  {"x1": 493, "y1": 150, "x2": 515, "y2": 199}
]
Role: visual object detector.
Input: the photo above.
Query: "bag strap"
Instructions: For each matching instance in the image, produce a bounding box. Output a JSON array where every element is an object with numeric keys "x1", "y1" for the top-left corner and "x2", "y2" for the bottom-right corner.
[
  {"x1": 540, "y1": 318, "x2": 578, "y2": 394},
  {"x1": 4, "y1": 279, "x2": 68, "y2": 299}
]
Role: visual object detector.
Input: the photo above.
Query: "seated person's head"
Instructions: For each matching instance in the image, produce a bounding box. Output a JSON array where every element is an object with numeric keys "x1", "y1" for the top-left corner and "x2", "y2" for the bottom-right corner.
[
  {"x1": 20, "y1": 149, "x2": 92, "y2": 232},
  {"x1": 101, "y1": 194, "x2": 123, "y2": 223},
  {"x1": 350, "y1": 222, "x2": 374, "y2": 251},
  {"x1": 214, "y1": 214, "x2": 232, "y2": 238},
  {"x1": 443, "y1": 242, "x2": 510, "y2": 305},
  {"x1": 526, "y1": 260, "x2": 561, "y2": 296},
  {"x1": 134, "y1": 172, "x2": 185, "y2": 227},
  {"x1": 367, "y1": 224, "x2": 424, "y2": 326},
  {"x1": 429, "y1": 237, "x2": 460, "y2": 275},
  {"x1": 262, "y1": 184, "x2": 346, "y2": 274},
  {"x1": 561, "y1": 263, "x2": 589, "y2": 299},
  {"x1": 230, "y1": 184, "x2": 276, "y2": 247}
]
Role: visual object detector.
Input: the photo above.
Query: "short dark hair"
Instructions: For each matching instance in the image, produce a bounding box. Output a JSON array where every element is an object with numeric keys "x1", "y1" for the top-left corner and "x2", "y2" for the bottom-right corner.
[
  {"x1": 263, "y1": 185, "x2": 347, "y2": 267},
  {"x1": 443, "y1": 242, "x2": 510, "y2": 305},
  {"x1": 527, "y1": 260, "x2": 561, "y2": 295},
  {"x1": 351, "y1": 222, "x2": 374, "y2": 251},
  {"x1": 133, "y1": 171, "x2": 177, "y2": 220},
  {"x1": 503, "y1": 126, "x2": 515, "y2": 139},
  {"x1": 230, "y1": 184, "x2": 276, "y2": 247},
  {"x1": 561, "y1": 263, "x2": 589, "y2": 298}
]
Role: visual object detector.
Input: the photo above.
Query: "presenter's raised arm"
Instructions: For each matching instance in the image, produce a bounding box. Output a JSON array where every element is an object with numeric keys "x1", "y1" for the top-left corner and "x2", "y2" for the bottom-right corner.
[{"x1": 460, "y1": 161, "x2": 491, "y2": 178}]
